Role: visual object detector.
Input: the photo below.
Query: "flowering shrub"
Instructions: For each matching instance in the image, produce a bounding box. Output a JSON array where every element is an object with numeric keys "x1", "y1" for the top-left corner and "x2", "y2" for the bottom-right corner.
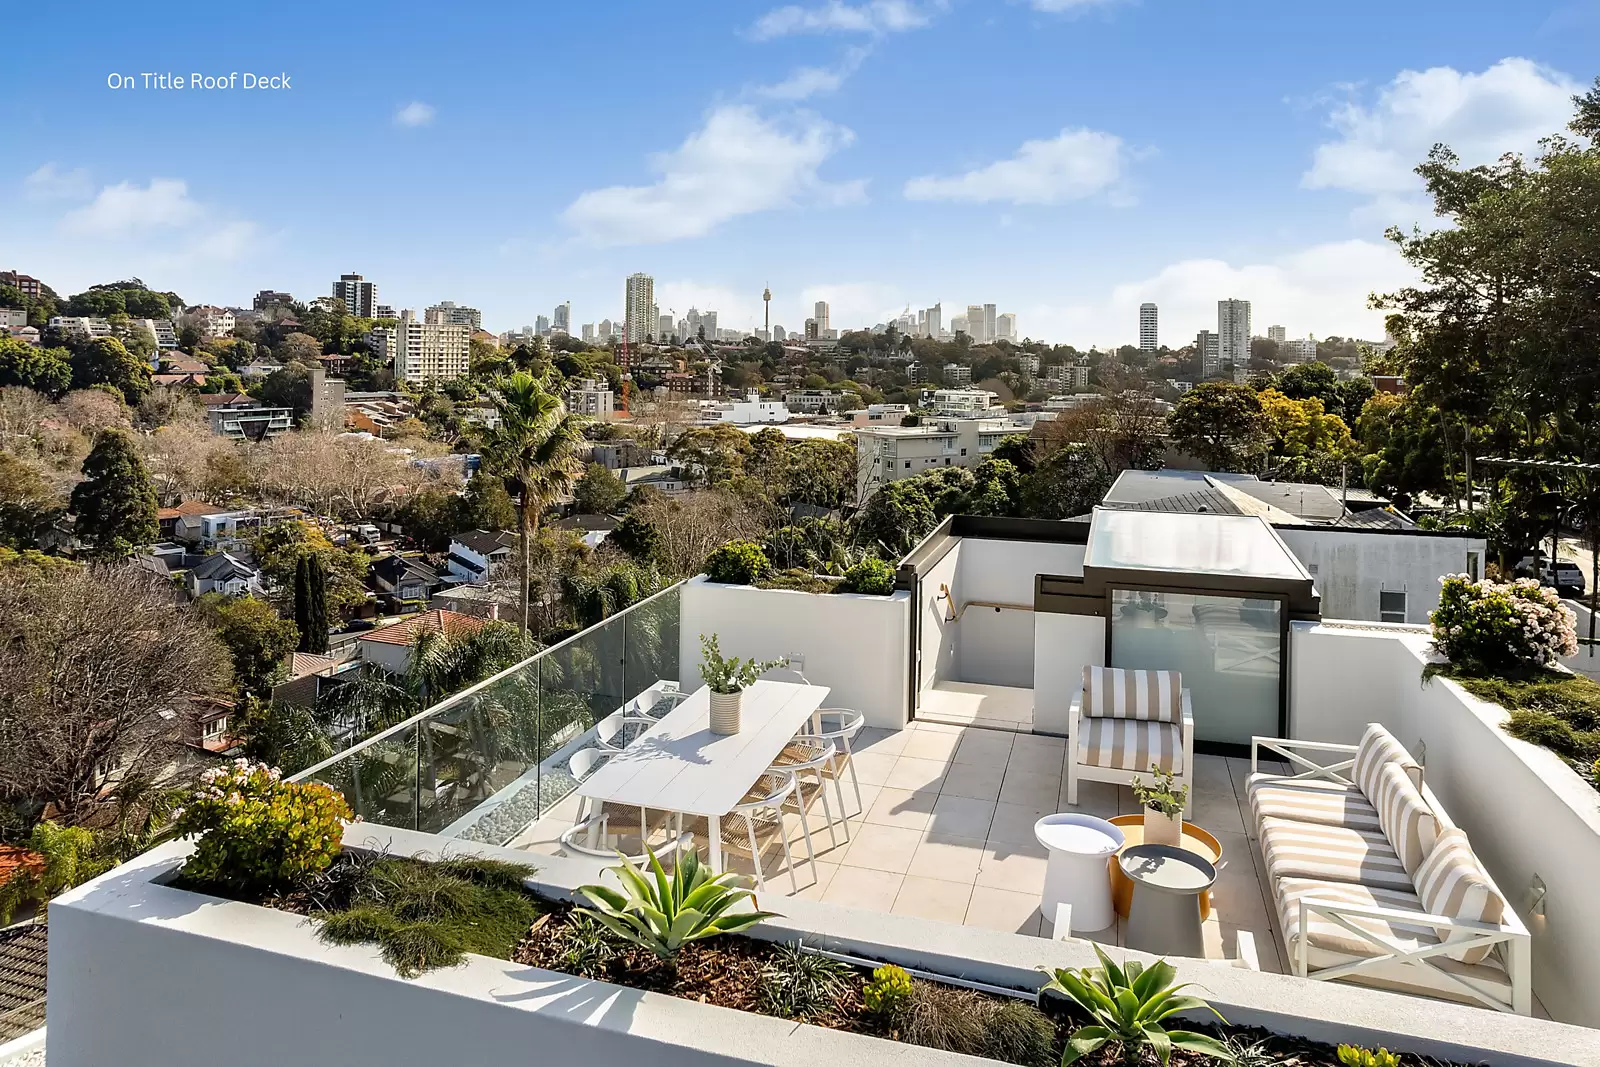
[
  {"x1": 1430, "y1": 574, "x2": 1577, "y2": 671},
  {"x1": 175, "y1": 759, "x2": 352, "y2": 892},
  {"x1": 703, "y1": 540, "x2": 769, "y2": 585}
]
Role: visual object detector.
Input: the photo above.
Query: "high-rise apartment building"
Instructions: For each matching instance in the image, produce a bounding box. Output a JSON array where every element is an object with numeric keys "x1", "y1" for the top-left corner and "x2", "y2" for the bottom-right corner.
[
  {"x1": 996, "y1": 313, "x2": 1017, "y2": 343},
  {"x1": 0, "y1": 271, "x2": 42, "y2": 302},
  {"x1": 657, "y1": 313, "x2": 674, "y2": 339},
  {"x1": 252, "y1": 289, "x2": 294, "y2": 311},
  {"x1": 625, "y1": 273, "x2": 654, "y2": 344},
  {"x1": 581, "y1": 324, "x2": 596, "y2": 343},
  {"x1": 332, "y1": 273, "x2": 378, "y2": 318},
  {"x1": 535, "y1": 315, "x2": 550, "y2": 336},
  {"x1": 773, "y1": 325, "x2": 787, "y2": 341},
  {"x1": 812, "y1": 301, "x2": 830, "y2": 336},
  {"x1": 966, "y1": 305, "x2": 987, "y2": 344},
  {"x1": 983, "y1": 304, "x2": 997, "y2": 344},
  {"x1": 925, "y1": 303, "x2": 942, "y2": 339},
  {"x1": 599, "y1": 318, "x2": 614, "y2": 339},
  {"x1": 391, "y1": 310, "x2": 470, "y2": 384},
  {"x1": 1139, "y1": 303, "x2": 1158, "y2": 352},
  {"x1": 424, "y1": 301, "x2": 482, "y2": 331},
  {"x1": 1267, "y1": 324, "x2": 1287, "y2": 344},
  {"x1": 1217, "y1": 298, "x2": 1251, "y2": 369},
  {"x1": 1195, "y1": 330, "x2": 1222, "y2": 377},
  {"x1": 702, "y1": 310, "x2": 718, "y2": 338},
  {"x1": 553, "y1": 302, "x2": 571, "y2": 333}
]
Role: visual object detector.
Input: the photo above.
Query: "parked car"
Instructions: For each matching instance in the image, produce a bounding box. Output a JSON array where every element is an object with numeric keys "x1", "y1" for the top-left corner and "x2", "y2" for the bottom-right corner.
[{"x1": 1515, "y1": 554, "x2": 1586, "y2": 598}]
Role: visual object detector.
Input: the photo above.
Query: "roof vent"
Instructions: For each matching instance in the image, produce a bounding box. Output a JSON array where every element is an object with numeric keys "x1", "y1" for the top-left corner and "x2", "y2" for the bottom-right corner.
[{"x1": 1197, "y1": 504, "x2": 1208, "y2": 512}]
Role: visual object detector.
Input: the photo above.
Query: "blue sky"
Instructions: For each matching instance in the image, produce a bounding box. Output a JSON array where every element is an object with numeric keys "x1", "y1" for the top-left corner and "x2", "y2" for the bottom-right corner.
[{"x1": 5, "y1": 0, "x2": 1598, "y2": 346}]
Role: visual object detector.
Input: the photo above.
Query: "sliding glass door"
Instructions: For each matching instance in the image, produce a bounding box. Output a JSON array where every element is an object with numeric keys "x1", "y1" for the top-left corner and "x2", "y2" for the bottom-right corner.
[{"x1": 1108, "y1": 588, "x2": 1283, "y2": 748}]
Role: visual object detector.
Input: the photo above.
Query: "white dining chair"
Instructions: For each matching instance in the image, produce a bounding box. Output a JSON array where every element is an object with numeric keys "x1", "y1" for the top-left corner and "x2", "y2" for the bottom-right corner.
[
  {"x1": 812, "y1": 708, "x2": 866, "y2": 817},
  {"x1": 568, "y1": 747, "x2": 654, "y2": 846},
  {"x1": 594, "y1": 708, "x2": 656, "y2": 751},
  {"x1": 769, "y1": 734, "x2": 850, "y2": 850},
  {"x1": 684, "y1": 771, "x2": 815, "y2": 892},
  {"x1": 559, "y1": 815, "x2": 690, "y2": 865},
  {"x1": 634, "y1": 682, "x2": 689, "y2": 720}
]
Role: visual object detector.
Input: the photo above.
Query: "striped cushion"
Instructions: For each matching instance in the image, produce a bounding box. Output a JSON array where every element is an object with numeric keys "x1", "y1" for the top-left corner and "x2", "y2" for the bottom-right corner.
[
  {"x1": 1352, "y1": 723, "x2": 1421, "y2": 801},
  {"x1": 1259, "y1": 815, "x2": 1414, "y2": 892},
  {"x1": 1277, "y1": 877, "x2": 1438, "y2": 958},
  {"x1": 1247, "y1": 774, "x2": 1383, "y2": 833},
  {"x1": 1373, "y1": 762, "x2": 1438, "y2": 879},
  {"x1": 1077, "y1": 716, "x2": 1184, "y2": 773},
  {"x1": 1082, "y1": 666, "x2": 1182, "y2": 723},
  {"x1": 1416, "y1": 828, "x2": 1507, "y2": 965}
]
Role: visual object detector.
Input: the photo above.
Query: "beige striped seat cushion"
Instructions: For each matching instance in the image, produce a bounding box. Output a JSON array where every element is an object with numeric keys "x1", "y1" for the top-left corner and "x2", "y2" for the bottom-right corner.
[
  {"x1": 1082, "y1": 666, "x2": 1182, "y2": 723},
  {"x1": 1077, "y1": 716, "x2": 1184, "y2": 773},
  {"x1": 1416, "y1": 828, "x2": 1507, "y2": 965},
  {"x1": 1374, "y1": 761, "x2": 1439, "y2": 878},
  {"x1": 1352, "y1": 723, "x2": 1421, "y2": 800},
  {"x1": 1259, "y1": 815, "x2": 1414, "y2": 891},
  {"x1": 1247, "y1": 774, "x2": 1383, "y2": 833}
]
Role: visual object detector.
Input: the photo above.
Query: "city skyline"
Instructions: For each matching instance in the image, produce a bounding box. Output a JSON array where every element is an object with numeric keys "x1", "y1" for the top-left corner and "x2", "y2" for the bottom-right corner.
[{"x1": 3, "y1": 2, "x2": 1592, "y2": 346}]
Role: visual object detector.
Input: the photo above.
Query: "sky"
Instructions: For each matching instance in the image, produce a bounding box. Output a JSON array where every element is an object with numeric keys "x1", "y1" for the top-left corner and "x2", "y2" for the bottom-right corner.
[{"x1": 4, "y1": 0, "x2": 1598, "y2": 347}]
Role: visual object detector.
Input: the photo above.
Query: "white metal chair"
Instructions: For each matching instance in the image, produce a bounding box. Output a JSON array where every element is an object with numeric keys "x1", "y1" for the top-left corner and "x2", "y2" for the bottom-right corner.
[
  {"x1": 634, "y1": 682, "x2": 689, "y2": 720},
  {"x1": 812, "y1": 708, "x2": 866, "y2": 817},
  {"x1": 682, "y1": 772, "x2": 816, "y2": 892},
  {"x1": 594, "y1": 708, "x2": 656, "y2": 751},
  {"x1": 559, "y1": 815, "x2": 690, "y2": 865},
  {"x1": 769, "y1": 734, "x2": 850, "y2": 850},
  {"x1": 1065, "y1": 665, "x2": 1194, "y2": 817},
  {"x1": 569, "y1": 747, "x2": 656, "y2": 845}
]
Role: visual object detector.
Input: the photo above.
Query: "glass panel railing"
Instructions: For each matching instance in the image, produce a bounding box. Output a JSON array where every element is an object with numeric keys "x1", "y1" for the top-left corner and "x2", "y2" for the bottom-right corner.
[{"x1": 293, "y1": 582, "x2": 683, "y2": 847}]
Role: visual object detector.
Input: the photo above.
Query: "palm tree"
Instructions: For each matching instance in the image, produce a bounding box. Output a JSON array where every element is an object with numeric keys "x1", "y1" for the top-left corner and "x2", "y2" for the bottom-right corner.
[{"x1": 475, "y1": 371, "x2": 587, "y2": 633}]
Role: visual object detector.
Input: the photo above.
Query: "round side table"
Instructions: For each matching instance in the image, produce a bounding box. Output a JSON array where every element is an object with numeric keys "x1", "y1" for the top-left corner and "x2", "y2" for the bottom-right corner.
[
  {"x1": 1034, "y1": 813, "x2": 1125, "y2": 934},
  {"x1": 1120, "y1": 843, "x2": 1217, "y2": 958},
  {"x1": 1107, "y1": 815, "x2": 1221, "y2": 921}
]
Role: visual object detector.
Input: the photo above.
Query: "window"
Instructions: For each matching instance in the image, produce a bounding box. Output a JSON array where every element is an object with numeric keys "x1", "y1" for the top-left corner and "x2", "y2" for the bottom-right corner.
[
  {"x1": 943, "y1": 457, "x2": 951, "y2": 465},
  {"x1": 960, "y1": 448, "x2": 968, "y2": 456},
  {"x1": 1467, "y1": 551, "x2": 1481, "y2": 580},
  {"x1": 904, "y1": 461, "x2": 911, "y2": 469},
  {"x1": 1379, "y1": 590, "x2": 1407, "y2": 624}
]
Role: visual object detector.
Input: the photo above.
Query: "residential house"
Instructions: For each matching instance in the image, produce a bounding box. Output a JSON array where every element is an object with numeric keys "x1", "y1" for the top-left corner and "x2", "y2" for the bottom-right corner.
[
  {"x1": 445, "y1": 529, "x2": 517, "y2": 585},
  {"x1": 207, "y1": 400, "x2": 294, "y2": 441},
  {"x1": 369, "y1": 553, "x2": 441, "y2": 609},
  {"x1": 186, "y1": 696, "x2": 239, "y2": 754},
  {"x1": 185, "y1": 552, "x2": 262, "y2": 597},
  {"x1": 355, "y1": 609, "x2": 489, "y2": 675},
  {"x1": 157, "y1": 500, "x2": 228, "y2": 545},
  {"x1": 270, "y1": 648, "x2": 361, "y2": 709}
]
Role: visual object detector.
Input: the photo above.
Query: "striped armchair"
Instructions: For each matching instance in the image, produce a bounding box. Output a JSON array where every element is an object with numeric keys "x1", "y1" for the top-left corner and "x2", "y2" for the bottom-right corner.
[{"x1": 1065, "y1": 666, "x2": 1194, "y2": 816}]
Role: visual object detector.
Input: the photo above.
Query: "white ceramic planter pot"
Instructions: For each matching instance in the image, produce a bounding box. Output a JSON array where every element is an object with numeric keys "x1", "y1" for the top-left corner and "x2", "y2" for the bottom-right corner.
[
  {"x1": 709, "y1": 689, "x2": 743, "y2": 735},
  {"x1": 1143, "y1": 805, "x2": 1184, "y2": 847}
]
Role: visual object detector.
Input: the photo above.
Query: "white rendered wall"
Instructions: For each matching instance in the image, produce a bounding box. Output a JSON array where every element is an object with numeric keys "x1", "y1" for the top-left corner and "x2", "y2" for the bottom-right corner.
[
  {"x1": 679, "y1": 577, "x2": 911, "y2": 730},
  {"x1": 1276, "y1": 529, "x2": 1484, "y2": 624},
  {"x1": 1032, "y1": 613, "x2": 1105, "y2": 735},
  {"x1": 1290, "y1": 622, "x2": 1600, "y2": 1026},
  {"x1": 919, "y1": 542, "x2": 961, "y2": 692}
]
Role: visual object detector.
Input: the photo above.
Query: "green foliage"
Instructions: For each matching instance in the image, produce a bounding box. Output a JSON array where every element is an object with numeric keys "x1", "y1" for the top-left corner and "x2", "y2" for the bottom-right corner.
[
  {"x1": 1168, "y1": 382, "x2": 1268, "y2": 472},
  {"x1": 1430, "y1": 575, "x2": 1576, "y2": 671},
  {"x1": 980, "y1": 999, "x2": 1059, "y2": 1067},
  {"x1": 70, "y1": 428, "x2": 158, "y2": 555},
  {"x1": 175, "y1": 761, "x2": 351, "y2": 894},
  {"x1": 703, "y1": 538, "x2": 769, "y2": 585},
  {"x1": 316, "y1": 855, "x2": 540, "y2": 978},
  {"x1": 63, "y1": 281, "x2": 176, "y2": 320},
  {"x1": 839, "y1": 556, "x2": 895, "y2": 596},
  {"x1": 575, "y1": 846, "x2": 778, "y2": 961},
  {"x1": 252, "y1": 520, "x2": 369, "y2": 617},
  {"x1": 758, "y1": 942, "x2": 850, "y2": 1019},
  {"x1": 1447, "y1": 670, "x2": 1600, "y2": 780},
  {"x1": 1336, "y1": 1046, "x2": 1400, "y2": 1067},
  {"x1": 203, "y1": 594, "x2": 299, "y2": 696},
  {"x1": 70, "y1": 336, "x2": 150, "y2": 404},
  {"x1": 1043, "y1": 944, "x2": 1233, "y2": 1066},
  {"x1": 863, "y1": 963, "x2": 913, "y2": 1017},
  {"x1": 698, "y1": 632, "x2": 785, "y2": 694},
  {"x1": 572, "y1": 462, "x2": 628, "y2": 516},
  {"x1": 1020, "y1": 447, "x2": 1113, "y2": 521},
  {"x1": 0, "y1": 338, "x2": 71, "y2": 398},
  {"x1": 557, "y1": 914, "x2": 619, "y2": 980},
  {"x1": 610, "y1": 513, "x2": 662, "y2": 563},
  {"x1": 1131, "y1": 765, "x2": 1189, "y2": 817},
  {"x1": 0, "y1": 453, "x2": 63, "y2": 549},
  {"x1": 294, "y1": 553, "x2": 330, "y2": 654},
  {"x1": 855, "y1": 480, "x2": 936, "y2": 557},
  {"x1": 461, "y1": 472, "x2": 518, "y2": 531},
  {"x1": 899, "y1": 981, "x2": 988, "y2": 1056},
  {"x1": 758, "y1": 569, "x2": 841, "y2": 594},
  {"x1": 0, "y1": 821, "x2": 113, "y2": 924}
]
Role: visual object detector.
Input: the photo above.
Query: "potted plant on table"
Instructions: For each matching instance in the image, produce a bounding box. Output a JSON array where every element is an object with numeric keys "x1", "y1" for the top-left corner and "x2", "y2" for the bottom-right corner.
[
  {"x1": 1131, "y1": 765, "x2": 1188, "y2": 847},
  {"x1": 699, "y1": 633, "x2": 784, "y2": 735}
]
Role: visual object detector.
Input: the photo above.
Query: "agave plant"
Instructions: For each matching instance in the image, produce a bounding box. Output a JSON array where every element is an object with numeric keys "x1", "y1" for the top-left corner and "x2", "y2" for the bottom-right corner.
[
  {"x1": 1042, "y1": 944, "x2": 1234, "y2": 1066},
  {"x1": 575, "y1": 847, "x2": 778, "y2": 961}
]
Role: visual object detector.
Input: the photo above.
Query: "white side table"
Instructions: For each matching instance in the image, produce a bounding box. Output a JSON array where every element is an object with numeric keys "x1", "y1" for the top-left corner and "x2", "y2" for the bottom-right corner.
[{"x1": 1034, "y1": 813, "x2": 1124, "y2": 934}]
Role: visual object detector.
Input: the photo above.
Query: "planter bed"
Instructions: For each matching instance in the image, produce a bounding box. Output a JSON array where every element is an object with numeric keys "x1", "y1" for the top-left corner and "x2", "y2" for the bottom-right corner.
[{"x1": 180, "y1": 849, "x2": 1476, "y2": 1067}]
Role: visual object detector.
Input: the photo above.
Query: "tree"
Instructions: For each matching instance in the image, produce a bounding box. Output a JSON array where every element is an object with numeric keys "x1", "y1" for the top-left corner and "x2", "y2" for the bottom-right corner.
[
  {"x1": 855, "y1": 480, "x2": 936, "y2": 557},
  {"x1": 0, "y1": 453, "x2": 61, "y2": 548},
  {"x1": 1020, "y1": 449, "x2": 1113, "y2": 519},
  {"x1": 201, "y1": 594, "x2": 299, "y2": 697},
  {"x1": 0, "y1": 565, "x2": 228, "y2": 824},
  {"x1": 461, "y1": 471, "x2": 517, "y2": 530},
  {"x1": 572, "y1": 462, "x2": 628, "y2": 516},
  {"x1": 0, "y1": 338, "x2": 70, "y2": 399},
  {"x1": 1167, "y1": 383, "x2": 1268, "y2": 472},
  {"x1": 251, "y1": 520, "x2": 369, "y2": 618},
  {"x1": 294, "y1": 554, "x2": 330, "y2": 654},
  {"x1": 71, "y1": 429, "x2": 157, "y2": 556},
  {"x1": 668, "y1": 424, "x2": 753, "y2": 486},
  {"x1": 475, "y1": 371, "x2": 586, "y2": 632},
  {"x1": 275, "y1": 331, "x2": 324, "y2": 366},
  {"x1": 610, "y1": 512, "x2": 662, "y2": 563},
  {"x1": 70, "y1": 336, "x2": 150, "y2": 404}
]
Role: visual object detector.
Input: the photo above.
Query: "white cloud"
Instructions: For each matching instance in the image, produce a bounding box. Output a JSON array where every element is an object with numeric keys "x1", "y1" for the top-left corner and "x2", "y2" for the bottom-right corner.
[
  {"x1": 904, "y1": 127, "x2": 1128, "y2": 205},
  {"x1": 800, "y1": 282, "x2": 906, "y2": 329},
  {"x1": 393, "y1": 101, "x2": 437, "y2": 127},
  {"x1": 756, "y1": 47, "x2": 869, "y2": 101},
  {"x1": 1026, "y1": 239, "x2": 1415, "y2": 346},
  {"x1": 1304, "y1": 57, "x2": 1580, "y2": 224},
  {"x1": 183, "y1": 220, "x2": 262, "y2": 262},
  {"x1": 61, "y1": 179, "x2": 205, "y2": 237},
  {"x1": 560, "y1": 106, "x2": 866, "y2": 247},
  {"x1": 24, "y1": 163, "x2": 92, "y2": 201},
  {"x1": 748, "y1": 0, "x2": 932, "y2": 40},
  {"x1": 1028, "y1": 0, "x2": 1123, "y2": 12}
]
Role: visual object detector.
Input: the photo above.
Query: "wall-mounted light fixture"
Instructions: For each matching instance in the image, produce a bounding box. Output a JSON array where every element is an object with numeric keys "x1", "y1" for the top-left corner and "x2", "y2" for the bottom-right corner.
[{"x1": 1529, "y1": 874, "x2": 1548, "y2": 918}]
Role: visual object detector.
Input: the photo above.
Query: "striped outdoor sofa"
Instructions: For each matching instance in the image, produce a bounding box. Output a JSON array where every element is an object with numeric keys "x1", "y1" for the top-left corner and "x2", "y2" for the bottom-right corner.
[
  {"x1": 1248, "y1": 725, "x2": 1531, "y2": 1014},
  {"x1": 1066, "y1": 666, "x2": 1194, "y2": 816}
]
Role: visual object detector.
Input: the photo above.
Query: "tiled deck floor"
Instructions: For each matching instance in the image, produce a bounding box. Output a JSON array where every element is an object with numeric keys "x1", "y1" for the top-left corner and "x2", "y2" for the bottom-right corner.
[{"x1": 513, "y1": 720, "x2": 1289, "y2": 971}]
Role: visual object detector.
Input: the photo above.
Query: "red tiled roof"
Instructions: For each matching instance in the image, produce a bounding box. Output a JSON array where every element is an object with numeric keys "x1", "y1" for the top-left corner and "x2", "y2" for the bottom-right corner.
[
  {"x1": 158, "y1": 500, "x2": 224, "y2": 520},
  {"x1": 0, "y1": 847, "x2": 45, "y2": 889},
  {"x1": 359, "y1": 609, "x2": 489, "y2": 646}
]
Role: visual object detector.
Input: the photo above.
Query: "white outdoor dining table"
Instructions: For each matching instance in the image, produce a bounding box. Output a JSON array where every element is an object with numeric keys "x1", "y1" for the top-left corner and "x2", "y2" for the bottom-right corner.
[{"x1": 575, "y1": 679, "x2": 830, "y2": 873}]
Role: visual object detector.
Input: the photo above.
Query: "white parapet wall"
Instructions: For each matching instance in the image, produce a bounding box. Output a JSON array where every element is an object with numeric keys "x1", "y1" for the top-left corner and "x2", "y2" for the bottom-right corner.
[
  {"x1": 679, "y1": 576, "x2": 912, "y2": 730},
  {"x1": 1290, "y1": 621, "x2": 1600, "y2": 1026},
  {"x1": 46, "y1": 825, "x2": 1600, "y2": 1067}
]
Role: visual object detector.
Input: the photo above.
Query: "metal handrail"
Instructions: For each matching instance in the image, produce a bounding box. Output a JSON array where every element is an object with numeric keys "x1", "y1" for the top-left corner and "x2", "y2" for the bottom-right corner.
[{"x1": 290, "y1": 579, "x2": 685, "y2": 783}]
